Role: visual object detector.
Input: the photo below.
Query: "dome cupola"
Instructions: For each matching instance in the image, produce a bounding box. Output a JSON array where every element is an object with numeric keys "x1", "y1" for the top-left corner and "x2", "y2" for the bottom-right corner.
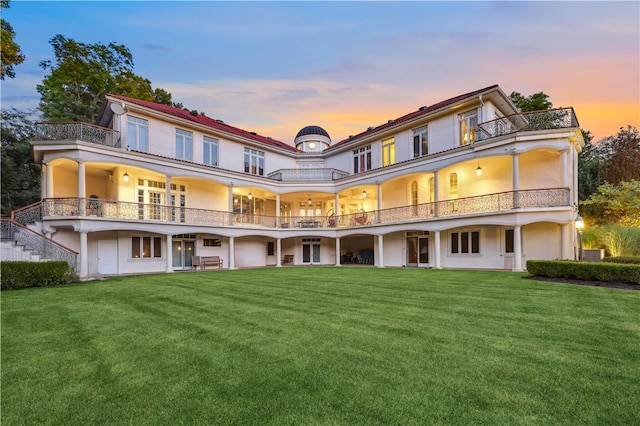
[{"x1": 294, "y1": 125, "x2": 331, "y2": 153}]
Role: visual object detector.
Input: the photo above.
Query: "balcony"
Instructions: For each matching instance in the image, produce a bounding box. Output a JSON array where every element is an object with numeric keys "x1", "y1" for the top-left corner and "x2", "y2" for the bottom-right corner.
[
  {"x1": 476, "y1": 108, "x2": 579, "y2": 141},
  {"x1": 267, "y1": 168, "x2": 349, "y2": 181},
  {"x1": 35, "y1": 122, "x2": 121, "y2": 147},
  {"x1": 35, "y1": 188, "x2": 570, "y2": 229}
]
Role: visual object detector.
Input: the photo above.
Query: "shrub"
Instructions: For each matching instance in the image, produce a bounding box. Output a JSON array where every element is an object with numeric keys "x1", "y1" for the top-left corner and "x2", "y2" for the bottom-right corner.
[
  {"x1": 582, "y1": 225, "x2": 640, "y2": 257},
  {"x1": 526, "y1": 260, "x2": 640, "y2": 285},
  {"x1": 1, "y1": 261, "x2": 77, "y2": 290},
  {"x1": 602, "y1": 256, "x2": 640, "y2": 265}
]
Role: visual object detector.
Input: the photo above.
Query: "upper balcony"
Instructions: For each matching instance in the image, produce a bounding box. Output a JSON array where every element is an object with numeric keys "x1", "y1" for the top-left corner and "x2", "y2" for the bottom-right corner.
[
  {"x1": 476, "y1": 108, "x2": 579, "y2": 141},
  {"x1": 267, "y1": 168, "x2": 350, "y2": 182},
  {"x1": 35, "y1": 122, "x2": 121, "y2": 147}
]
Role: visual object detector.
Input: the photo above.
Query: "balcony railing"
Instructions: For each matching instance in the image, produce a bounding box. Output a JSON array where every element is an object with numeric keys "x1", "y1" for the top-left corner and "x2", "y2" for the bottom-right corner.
[
  {"x1": 41, "y1": 188, "x2": 570, "y2": 229},
  {"x1": 1, "y1": 217, "x2": 78, "y2": 269},
  {"x1": 476, "y1": 108, "x2": 579, "y2": 141},
  {"x1": 267, "y1": 168, "x2": 350, "y2": 181},
  {"x1": 36, "y1": 122, "x2": 121, "y2": 147}
]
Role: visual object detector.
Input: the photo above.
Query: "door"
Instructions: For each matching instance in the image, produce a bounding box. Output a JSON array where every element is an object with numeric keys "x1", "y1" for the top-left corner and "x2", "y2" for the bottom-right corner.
[
  {"x1": 172, "y1": 240, "x2": 195, "y2": 270},
  {"x1": 406, "y1": 233, "x2": 429, "y2": 267},
  {"x1": 302, "y1": 238, "x2": 321, "y2": 264},
  {"x1": 418, "y1": 236, "x2": 429, "y2": 266},
  {"x1": 97, "y1": 239, "x2": 118, "y2": 275}
]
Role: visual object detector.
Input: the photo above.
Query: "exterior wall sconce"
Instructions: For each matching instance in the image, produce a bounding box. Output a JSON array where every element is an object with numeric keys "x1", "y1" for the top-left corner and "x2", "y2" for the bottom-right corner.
[
  {"x1": 123, "y1": 169, "x2": 130, "y2": 182},
  {"x1": 476, "y1": 163, "x2": 482, "y2": 176},
  {"x1": 248, "y1": 192, "x2": 253, "y2": 200},
  {"x1": 361, "y1": 189, "x2": 367, "y2": 198},
  {"x1": 308, "y1": 194, "x2": 312, "y2": 206}
]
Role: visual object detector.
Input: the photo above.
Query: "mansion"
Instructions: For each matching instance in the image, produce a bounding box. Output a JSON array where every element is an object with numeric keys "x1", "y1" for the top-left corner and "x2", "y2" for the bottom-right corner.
[{"x1": 10, "y1": 84, "x2": 584, "y2": 279}]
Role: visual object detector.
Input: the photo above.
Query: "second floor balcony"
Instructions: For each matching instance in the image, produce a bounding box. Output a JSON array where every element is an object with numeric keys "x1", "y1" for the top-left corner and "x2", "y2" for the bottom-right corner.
[{"x1": 18, "y1": 188, "x2": 571, "y2": 230}]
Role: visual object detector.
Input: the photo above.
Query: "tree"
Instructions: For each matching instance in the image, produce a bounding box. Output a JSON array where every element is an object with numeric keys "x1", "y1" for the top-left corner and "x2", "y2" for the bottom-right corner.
[
  {"x1": 580, "y1": 180, "x2": 640, "y2": 227},
  {"x1": 577, "y1": 129, "x2": 602, "y2": 201},
  {"x1": 509, "y1": 91, "x2": 553, "y2": 112},
  {"x1": 1, "y1": 0, "x2": 25, "y2": 80},
  {"x1": 1, "y1": 108, "x2": 41, "y2": 215},
  {"x1": 37, "y1": 35, "x2": 178, "y2": 123},
  {"x1": 599, "y1": 125, "x2": 640, "y2": 185}
]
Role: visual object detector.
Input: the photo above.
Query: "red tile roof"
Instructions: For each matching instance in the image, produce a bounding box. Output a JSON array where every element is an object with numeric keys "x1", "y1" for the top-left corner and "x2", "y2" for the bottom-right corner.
[
  {"x1": 106, "y1": 94, "x2": 301, "y2": 153},
  {"x1": 326, "y1": 84, "x2": 500, "y2": 151}
]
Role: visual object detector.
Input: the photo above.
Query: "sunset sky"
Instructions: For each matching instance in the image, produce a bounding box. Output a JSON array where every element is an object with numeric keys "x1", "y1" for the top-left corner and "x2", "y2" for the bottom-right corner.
[{"x1": 2, "y1": 1, "x2": 638, "y2": 144}]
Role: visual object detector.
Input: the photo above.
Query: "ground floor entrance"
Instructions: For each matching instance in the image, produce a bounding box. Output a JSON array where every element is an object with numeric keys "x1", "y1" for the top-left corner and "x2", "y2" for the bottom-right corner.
[
  {"x1": 407, "y1": 231, "x2": 429, "y2": 267},
  {"x1": 172, "y1": 234, "x2": 195, "y2": 270}
]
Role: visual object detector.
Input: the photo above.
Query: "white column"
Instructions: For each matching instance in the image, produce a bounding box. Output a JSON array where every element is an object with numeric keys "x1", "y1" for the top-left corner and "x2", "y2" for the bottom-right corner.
[
  {"x1": 276, "y1": 194, "x2": 281, "y2": 228},
  {"x1": 512, "y1": 153, "x2": 520, "y2": 208},
  {"x1": 44, "y1": 163, "x2": 53, "y2": 199},
  {"x1": 377, "y1": 183, "x2": 382, "y2": 210},
  {"x1": 434, "y1": 231, "x2": 441, "y2": 269},
  {"x1": 560, "y1": 223, "x2": 570, "y2": 260},
  {"x1": 377, "y1": 234, "x2": 384, "y2": 268},
  {"x1": 79, "y1": 231, "x2": 88, "y2": 279},
  {"x1": 165, "y1": 175, "x2": 172, "y2": 220},
  {"x1": 166, "y1": 234, "x2": 173, "y2": 272},
  {"x1": 335, "y1": 237, "x2": 341, "y2": 266},
  {"x1": 561, "y1": 150, "x2": 569, "y2": 188},
  {"x1": 78, "y1": 161, "x2": 86, "y2": 215},
  {"x1": 513, "y1": 225, "x2": 523, "y2": 271},
  {"x1": 335, "y1": 193, "x2": 340, "y2": 225},
  {"x1": 229, "y1": 237, "x2": 235, "y2": 269},
  {"x1": 276, "y1": 238, "x2": 282, "y2": 267},
  {"x1": 228, "y1": 184, "x2": 234, "y2": 225}
]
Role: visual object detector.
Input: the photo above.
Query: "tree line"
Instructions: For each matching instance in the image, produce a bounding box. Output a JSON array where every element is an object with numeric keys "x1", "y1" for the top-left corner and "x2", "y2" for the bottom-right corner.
[{"x1": 1, "y1": 0, "x2": 638, "y2": 227}]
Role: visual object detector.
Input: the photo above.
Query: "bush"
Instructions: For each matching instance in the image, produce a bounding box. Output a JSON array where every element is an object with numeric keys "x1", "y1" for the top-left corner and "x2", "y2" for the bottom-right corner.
[
  {"x1": 583, "y1": 225, "x2": 640, "y2": 257},
  {"x1": 1, "y1": 261, "x2": 77, "y2": 290},
  {"x1": 526, "y1": 260, "x2": 640, "y2": 285},
  {"x1": 602, "y1": 256, "x2": 640, "y2": 265}
]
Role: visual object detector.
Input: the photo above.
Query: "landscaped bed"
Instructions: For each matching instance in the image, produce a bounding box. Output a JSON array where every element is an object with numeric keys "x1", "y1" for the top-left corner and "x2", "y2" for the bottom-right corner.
[{"x1": 2, "y1": 268, "x2": 639, "y2": 425}]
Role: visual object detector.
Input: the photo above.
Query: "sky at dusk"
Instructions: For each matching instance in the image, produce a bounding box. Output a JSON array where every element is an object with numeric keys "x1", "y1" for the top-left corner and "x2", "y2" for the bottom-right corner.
[{"x1": 1, "y1": 1, "x2": 638, "y2": 145}]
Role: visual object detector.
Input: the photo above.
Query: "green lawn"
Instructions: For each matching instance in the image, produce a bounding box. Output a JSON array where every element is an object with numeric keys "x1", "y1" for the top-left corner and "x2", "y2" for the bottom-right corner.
[{"x1": 2, "y1": 268, "x2": 639, "y2": 425}]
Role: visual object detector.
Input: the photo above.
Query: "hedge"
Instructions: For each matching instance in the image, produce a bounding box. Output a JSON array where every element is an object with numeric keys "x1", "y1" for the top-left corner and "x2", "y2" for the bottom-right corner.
[
  {"x1": 526, "y1": 260, "x2": 640, "y2": 285},
  {"x1": 602, "y1": 256, "x2": 640, "y2": 265},
  {"x1": 1, "y1": 261, "x2": 77, "y2": 290}
]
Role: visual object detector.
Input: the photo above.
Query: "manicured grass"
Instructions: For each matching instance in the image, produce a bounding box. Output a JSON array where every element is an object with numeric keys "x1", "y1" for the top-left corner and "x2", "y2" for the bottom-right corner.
[{"x1": 2, "y1": 268, "x2": 639, "y2": 425}]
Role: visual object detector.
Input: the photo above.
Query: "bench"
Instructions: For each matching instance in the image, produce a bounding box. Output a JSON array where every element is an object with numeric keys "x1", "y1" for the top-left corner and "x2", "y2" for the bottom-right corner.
[
  {"x1": 193, "y1": 255, "x2": 223, "y2": 270},
  {"x1": 282, "y1": 254, "x2": 294, "y2": 265}
]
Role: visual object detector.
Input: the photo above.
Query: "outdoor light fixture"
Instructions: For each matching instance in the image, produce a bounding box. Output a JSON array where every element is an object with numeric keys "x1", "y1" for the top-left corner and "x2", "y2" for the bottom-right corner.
[
  {"x1": 476, "y1": 163, "x2": 482, "y2": 176},
  {"x1": 308, "y1": 194, "x2": 312, "y2": 206},
  {"x1": 248, "y1": 192, "x2": 253, "y2": 200},
  {"x1": 575, "y1": 214, "x2": 585, "y2": 261},
  {"x1": 361, "y1": 189, "x2": 367, "y2": 198},
  {"x1": 123, "y1": 168, "x2": 130, "y2": 182}
]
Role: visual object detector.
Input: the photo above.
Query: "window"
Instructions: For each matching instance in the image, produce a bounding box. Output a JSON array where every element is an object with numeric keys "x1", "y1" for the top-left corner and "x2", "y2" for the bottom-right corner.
[
  {"x1": 203, "y1": 136, "x2": 218, "y2": 166},
  {"x1": 244, "y1": 147, "x2": 264, "y2": 176},
  {"x1": 505, "y1": 229, "x2": 514, "y2": 254},
  {"x1": 413, "y1": 126, "x2": 428, "y2": 157},
  {"x1": 267, "y1": 241, "x2": 275, "y2": 256},
  {"x1": 132, "y1": 236, "x2": 162, "y2": 258},
  {"x1": 450, "y1": 173, "x2": 458, "y2": 211},
  {"x1": 175, "y1": 129, "x2": 193, "y2": 161},
  {"x1": 203, "y1": 238, "x2": 222, "y2": 247},
  {"x1": 353, "y1": 145, "x2": 372, "y2": 173},
  {"x1": 127, "y1": 116, "x2": 148, "y2": 151},
  {"x1": 382, "y1": 137, "x2": 395, "y2": 166},
  {"x1": 459, "y1": 110, "x2": 478, "y2": 146},
  {"x1": 451, "y1": 231, "x2": 480, "y2": 254}
]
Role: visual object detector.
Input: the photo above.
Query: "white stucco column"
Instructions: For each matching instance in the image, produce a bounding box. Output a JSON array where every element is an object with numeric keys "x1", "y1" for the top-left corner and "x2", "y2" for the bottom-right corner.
[
  {"x1": 44, "y1": 163, "x2": 53, "y2": 199},
  {"x1": 334, "y1": 193, "x2": 340, "y2": 225},
  {"x1": 229, "y1": 237, "x2": 236, "y2": 269},
  {"x1": 513, "y1": 225, "x2": 523, "y2": 271},
  {"x1": 377, "y1": 234, "x2": 384, "y2": 268},
  {"x1": 276, "y1": 194, "x2": 281, "y2": 228},
  {"x1": 512, "y1": 153, "x2": 520, "y2": 208},
  {"x1": 228, "y1": 183, "x2": 234, "y2": 225},
  {"x1": 335, "y1": 237, "x2": 341, "y2": 266},
  {"x1": 377, "y1": 183, "x2": 382, "y2": 210},
  {"x1": 79, "y1": 231, "x2": 88, "y2": 279},
  {"x1": 165, "y1": 175, "x2": 172, "y2": 220},
  {"x1": 434, "y1": 231, "x2": 441, "y2": 269},
  {"x1": 561, "y1": 150, "x2": 569, "y2": 188},
  {"x1": 276, "y1": 238, "x2": 282, "y2": 267},
  {"x1": 77, "y1": 161, "x2": 86, "y2": 215},
  {"x1": 166, "y1": 234, "x2": 173, "y2": 272},
  {"x1": 560, "y1": 223, "x2": 571, "y2": 260}
]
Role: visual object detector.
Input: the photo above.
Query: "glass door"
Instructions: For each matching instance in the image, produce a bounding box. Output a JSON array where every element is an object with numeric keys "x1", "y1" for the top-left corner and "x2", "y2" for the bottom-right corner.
[{"x1": 172, "y1": 239, "x2": 195, "y2": 270}]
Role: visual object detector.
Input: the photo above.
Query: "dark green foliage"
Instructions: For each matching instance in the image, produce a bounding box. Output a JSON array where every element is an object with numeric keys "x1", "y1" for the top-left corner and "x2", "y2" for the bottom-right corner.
[
  {"x1": 1, "y1": 0, "x2": 25, "y2": 80},
  {"x1": 1, "y1": 261, "x2": 76, "y2": 290},
  {"x1": 1, "y1": 108, "x2": 41, "y2": 215},
  {"x1": 509, "y1": 91, "x2": 553, "y2": 112},
  {"x1": 527, "y1": 260, "x2": 640, "y2": 284},
  {"x1": 602, "y1": 256, "x2": 640, "y2": 265}
]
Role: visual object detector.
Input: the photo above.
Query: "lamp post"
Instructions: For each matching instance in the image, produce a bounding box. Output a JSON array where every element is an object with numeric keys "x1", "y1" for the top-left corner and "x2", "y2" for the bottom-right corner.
[{"x1": 575, "y1": 214, "x2": 584, "y2": 261}]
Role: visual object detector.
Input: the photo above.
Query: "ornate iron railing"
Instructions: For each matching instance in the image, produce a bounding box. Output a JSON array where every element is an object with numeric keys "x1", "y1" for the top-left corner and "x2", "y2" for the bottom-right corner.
[
  {"x1": 11, "y1": 201, "x2": 43, "y2": 225},
  {"x1": 476, "y1": 108, "x2": 579, "y2": 141},
  {"x1": 0, "y1": 217, "x2": 78, "y2": 269},
  {"x1": 35, "y1": 122, "x2": 121, "y2": 147},
  {"x1": 42, "y1": 188, "x2": 570, "y2": 229},
  {"x1": 267, "y1": 168, "x2": 350, "y2": 181}
]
